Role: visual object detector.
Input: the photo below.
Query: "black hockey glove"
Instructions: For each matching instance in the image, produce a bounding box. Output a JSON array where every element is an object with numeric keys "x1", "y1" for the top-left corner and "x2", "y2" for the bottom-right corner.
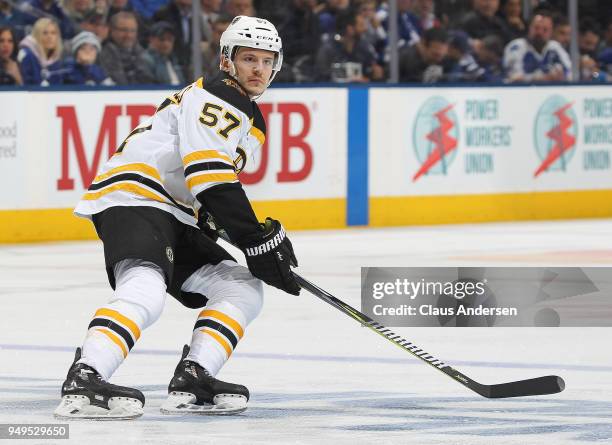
[{"x1": 238, "y1": 217, "x2": 300, "y2": 296}]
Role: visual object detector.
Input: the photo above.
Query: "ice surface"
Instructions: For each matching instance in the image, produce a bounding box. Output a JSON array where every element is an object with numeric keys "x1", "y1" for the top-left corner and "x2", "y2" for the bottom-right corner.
[{"x1": 1, "y1": 219, "x2": 611, "y2": 444}]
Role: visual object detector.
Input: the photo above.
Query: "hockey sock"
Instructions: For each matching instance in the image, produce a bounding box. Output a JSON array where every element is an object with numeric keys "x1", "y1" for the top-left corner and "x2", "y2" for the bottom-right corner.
[
  {"x1": 186, "y1": 301, "x2": 246, "y2": 376},
  {"x1": 181, "y1": 260, "x2": 263, "y2": 376},
  {"x1": 78, "y1": 260, "x2": 167, "y2": 380}
]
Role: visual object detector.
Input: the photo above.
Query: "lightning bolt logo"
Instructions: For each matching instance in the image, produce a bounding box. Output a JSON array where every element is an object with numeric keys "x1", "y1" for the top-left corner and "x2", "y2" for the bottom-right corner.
[
  {"x1": 413, "y1": 104, "x2": 457, "y2": 182},
  {"x1": 534, "y1": 102, "x2": 575, "y2": 177}
]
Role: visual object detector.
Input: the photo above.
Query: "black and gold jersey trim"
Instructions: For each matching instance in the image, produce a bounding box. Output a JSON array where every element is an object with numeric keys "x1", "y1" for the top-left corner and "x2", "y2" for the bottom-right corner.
[
  {"x1": 184, "y1": 161, "x2": 236, "y2": 177},
  {"x1": 88, "y1": 173, "x2": 195, "y2": 217}
]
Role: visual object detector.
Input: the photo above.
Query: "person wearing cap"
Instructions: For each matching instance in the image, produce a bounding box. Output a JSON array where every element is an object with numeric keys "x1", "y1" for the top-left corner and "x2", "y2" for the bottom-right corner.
[
  {"x1": 79, "y1": 9, "x2": 109, "y2": 42},
  {"x1": 443, "y1": 30, "x2": 487, "y2": 82},
  {"x1": 139, "y1": 21, "x2": 184, "y2": 85},
  {"x1": 65, "y1": 30, "x2": 112, "y2": 85}
]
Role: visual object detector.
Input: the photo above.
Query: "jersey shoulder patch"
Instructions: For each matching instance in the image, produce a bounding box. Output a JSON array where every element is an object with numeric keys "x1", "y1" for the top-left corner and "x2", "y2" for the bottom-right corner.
[{"x1": 201, "y1": 72, "x2": 254, "y2": 118}]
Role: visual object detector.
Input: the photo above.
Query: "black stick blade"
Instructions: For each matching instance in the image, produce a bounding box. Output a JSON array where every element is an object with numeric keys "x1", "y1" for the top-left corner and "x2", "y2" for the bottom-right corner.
[
  {"x1": 483, "y1": 375, "x2": 565, "y2": 399},
  {"x1": 444, "y1": 368, "x2": 565, "y2": 399}
]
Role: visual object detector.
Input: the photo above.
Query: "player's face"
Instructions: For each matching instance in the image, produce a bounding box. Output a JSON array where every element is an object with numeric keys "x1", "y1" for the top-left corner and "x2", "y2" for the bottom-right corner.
[{"x1": 231, "y1": 47, "x2": 276, "y2": 97}]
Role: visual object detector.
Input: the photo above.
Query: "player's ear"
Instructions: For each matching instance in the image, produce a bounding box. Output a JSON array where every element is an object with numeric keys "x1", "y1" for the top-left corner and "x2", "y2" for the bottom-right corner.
[{"x1": 220, "y1": 55, "x2": 230, "y2": 72}]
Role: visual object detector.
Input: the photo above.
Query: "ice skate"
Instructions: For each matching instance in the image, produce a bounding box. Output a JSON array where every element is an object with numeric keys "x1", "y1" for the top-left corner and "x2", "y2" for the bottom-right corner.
[
  {"x1": 54, "y1": 348, "x2": 145, "y2": 420},
  {"x1": 160, "y1": 345, "x2": 249, "y2": 415}
]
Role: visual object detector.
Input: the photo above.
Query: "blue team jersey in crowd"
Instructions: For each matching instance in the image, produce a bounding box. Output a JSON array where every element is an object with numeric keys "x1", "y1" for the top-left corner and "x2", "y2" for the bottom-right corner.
[{"x1": 503, "y1": 38, "x2": 572, "y2": 82}]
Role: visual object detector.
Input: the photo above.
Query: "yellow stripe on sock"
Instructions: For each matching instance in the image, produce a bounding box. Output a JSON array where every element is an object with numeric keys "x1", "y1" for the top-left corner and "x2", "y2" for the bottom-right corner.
[
  {"x1": 96, "y1": 328, "x2": 128, "y2": 358},
  {"x1": 95, "y1": 308, "x2": 141, "y2": 340},
  {"x1": 201, "y1": 328, "x2": 233, "y2": 357},
  {"x1": 198, "y1": 309, "x2": 244, "y2": 338}
]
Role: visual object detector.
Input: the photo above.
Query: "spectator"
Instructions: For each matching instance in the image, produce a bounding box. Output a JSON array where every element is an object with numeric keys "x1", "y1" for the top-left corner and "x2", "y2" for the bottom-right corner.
[
  {"x1": 316, "y1": 0, "x2": 349, "y2": 38},
  {"x1": 357, "y1": 0, "x2": 386, "y2": 62},
  {"x1": 377, "y1": 0, "x2": 421, "y2": 47},
  {"x1": 598, "y1": 48, "x2": 612, "y2": 80},
  {"x1": 63, "y1": 0, "x2": 96, "y2": 30},
  {"x1": 553, "y1": 14, "x2": 570, "y2": 50},
  {"x1": 65, "y1": 30, "x2": 111, "y2": 84},
  {"x1": 412, "y1": 0, "x2": 440, "y2": 33},
  {"x1": 201, "y1": 14, "x2": 229, "y2": 79},
  {"x1": 200, "y1": 0, "x2": 222, "y2": 42},
  {"x1": 130, "y1": 0, "x2": 172, "y2": 20},
  {"x1": 99, "y1": 11, "x2": 152, "y2": 84},
  {"x1": 21, "y1": 0, "x2": 75, "y2": 39},
  {"x1": 18, "y1": 17, "x2": 67, "y2": 85},
  {"x1": 276, "y1": 0, "x2": 319, "y2": 82},
  {"x1": 279, "y1": 0, "x2": 319, "y2": 60},
  {"x1": 503, "y1": 11, "x2": 572, "y2": 82},
  {"x1": 79, "y1": 9, "x2": 109, "y2": 42},
  {"x1": 500, "y1": 0, "x2": 525, "y2": 40},
  {"x1": 444, "y1": 30, "x2": 486, "y2": 82},
  {"x1": 315, "y1": 9, "x2": 383, "y2": 82},
  {"x1": 579, "y1": 17, "x2": 601, "y2": 81},
  {"x1": 0, "y1": 25, "x2": 22, "y2": 85},
  {"x1": 0, "y1": 1, "x2": 27, "y2": 42},
  {"x1": 600, "y1": 17, "x2": 612, "y2": 53},
  {"x1": 399, "y1": 26, "x2": 448, "y2": 82},
  {"x1": 153, "y1": 0, "x2": 193, "y2": 81},
  {"x1": 436, "y1": 0, "x2": 472, "y2": 28},
  {"x1": 475, "y1": 34, "x2": 504, "y2": 81},
  {"x1": 108, "y1": 0, "x2": 149, "y2": 46},
  {"x1": 459, "y1": 0, "x2": 513, "y2": 44},
  {"x1": 252, "y1": 0, "x2": 288, "y2": 26},
  {"x1": 225, "y1": 0, "x2": 255, "y2": 18},
  {"x1": 140, "y1": 21, "x2": 184, "y2": 84},
  {"x1": 107, "y1": 0, "x2": 135, "y2": 16}
]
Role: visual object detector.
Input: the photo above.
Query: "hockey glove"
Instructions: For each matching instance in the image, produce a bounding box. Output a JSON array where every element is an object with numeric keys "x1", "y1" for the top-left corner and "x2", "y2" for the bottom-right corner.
[{"x1": 238, "y1": 217, "x2": 300, "y2": 296}]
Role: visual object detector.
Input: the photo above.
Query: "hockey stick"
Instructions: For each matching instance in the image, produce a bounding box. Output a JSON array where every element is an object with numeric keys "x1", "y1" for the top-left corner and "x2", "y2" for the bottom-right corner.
[
  {"x1": 293, "y1": 273, "x2": 565, "y2": 399},
  {"x1": 214, "y1": 227, "x2": 564, "y2": 398}
]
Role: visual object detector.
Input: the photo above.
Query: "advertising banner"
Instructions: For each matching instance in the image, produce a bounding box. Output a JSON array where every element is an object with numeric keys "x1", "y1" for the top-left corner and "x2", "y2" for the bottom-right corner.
[{"x1": 369, "y1": 86, "x2": 612, "y2": 196}]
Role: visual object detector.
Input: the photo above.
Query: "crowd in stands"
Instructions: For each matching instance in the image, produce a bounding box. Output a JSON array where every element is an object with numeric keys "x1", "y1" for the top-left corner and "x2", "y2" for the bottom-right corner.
[{"x1": 0, "y1": 0, "x2": 611, "y2": 86}]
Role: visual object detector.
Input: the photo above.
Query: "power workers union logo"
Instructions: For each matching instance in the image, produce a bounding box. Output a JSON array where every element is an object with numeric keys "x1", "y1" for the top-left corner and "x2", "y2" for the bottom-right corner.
[
  {"x1": 412, "y1": 97, "x2": 459, "y2": 181},
  {"x1": 533, "y1": 95, "x2": 578, "y2": 177}
]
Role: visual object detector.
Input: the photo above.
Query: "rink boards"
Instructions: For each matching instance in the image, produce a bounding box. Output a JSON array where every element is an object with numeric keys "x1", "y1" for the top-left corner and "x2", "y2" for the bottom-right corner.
[{"x1": 0, "y1": 84, "x2": 611, "y2": 242}]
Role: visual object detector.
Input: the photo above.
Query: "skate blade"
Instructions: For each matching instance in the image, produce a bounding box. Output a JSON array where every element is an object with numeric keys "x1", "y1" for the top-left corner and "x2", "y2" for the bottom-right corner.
[
  {"x1": 160, "y1": 391, "x2": 247, "y2": 415},
  {"x1": 54, "y1": 395, "x2": 144, "y2": 420}
]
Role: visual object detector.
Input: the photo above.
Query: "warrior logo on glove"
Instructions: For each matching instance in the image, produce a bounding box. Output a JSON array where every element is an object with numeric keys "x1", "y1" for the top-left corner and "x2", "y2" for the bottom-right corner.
[
  {"x1": 244, "y1": 225, "x2": 287, "y2": 257},
  {"x1": 238, "y1": 218, "x2": 300, "y2": 296}
]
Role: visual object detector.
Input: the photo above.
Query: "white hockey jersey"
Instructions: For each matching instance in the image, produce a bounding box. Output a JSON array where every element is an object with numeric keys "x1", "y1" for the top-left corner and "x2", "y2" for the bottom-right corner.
[
  {"x1": 75, "y1": 73, "x2": 266, "y2": 228},
  {"x1": 503, "y1": 37, "x2": 572, "y2": 82}
]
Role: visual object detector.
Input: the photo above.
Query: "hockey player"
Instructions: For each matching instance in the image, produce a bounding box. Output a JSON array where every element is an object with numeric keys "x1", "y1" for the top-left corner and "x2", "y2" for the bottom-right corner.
[{"x1": 54, "y1": 16, "x2": 299, "y2": 419}]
